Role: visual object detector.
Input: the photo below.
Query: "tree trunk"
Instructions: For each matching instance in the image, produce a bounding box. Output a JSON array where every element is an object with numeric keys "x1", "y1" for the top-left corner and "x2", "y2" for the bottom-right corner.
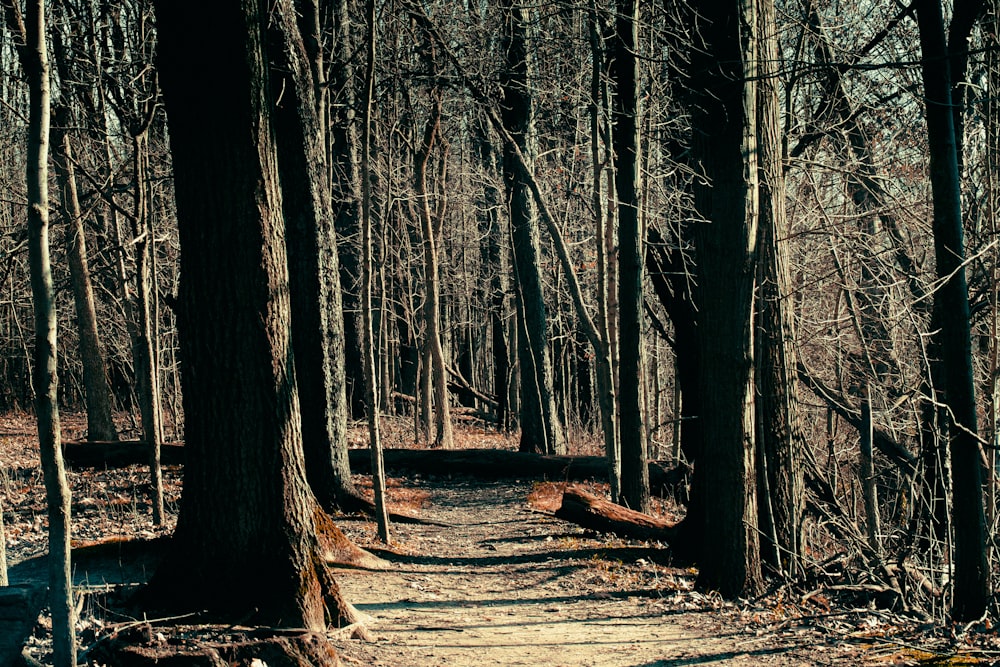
[
  {"x1": 500, "y1": 0, "x2": 565, "y2": 456},
  {"x1": 984, "y1": 0, "x2": 1000, "y2": 562},
  {"x1": 589, "y1": 0, "x2": 620, "y2": 502},
  {"x1": 360, "y1": 0, "x2": 390, "y2": 541},
  {"x1": 324, "y1": 0, "x2": 367, "y2": 422},
  {"x1": 52, "y1": 106, "x2": 118, "y2": 443},
  {"x1": 687, "y1": 0, "x2": 763, "y2": 599},
  {"x1": 555, "y1": 485, "x2": 679, "y2": 543},
  {"x1": 130, "y1": 132, "x2": 165, "y2": 526},
  {"x1": 613, "y1": 0, "x2": 648, "y2": 513},
  {"x1": 23, "y1": 0, "x2": 76, "y2": 661},
  {"x1": 149, "y1": 0, "x2": 353, "y2": 637},
  {"x1": 860, "y1": 386, "x2": 881, "y2": 555},
  {"x1": 474, "y1": 119, "x2": 511, "y2": 432},
  {"x1": 414, "y1": 92, "x2": 454, "y2": 450},
  {"x1": 753, "y1": 0, "x2": 805, "y2": 577},
  {"x1": 914, "y1": 0, "x2": 990, "y2": 622},
  {"x1": 269, "y1": 0, "x2": 360, "y2": 514}
]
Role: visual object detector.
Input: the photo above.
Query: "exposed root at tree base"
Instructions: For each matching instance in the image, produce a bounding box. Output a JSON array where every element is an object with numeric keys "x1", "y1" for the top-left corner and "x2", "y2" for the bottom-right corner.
[
  {"x1": 314, "y1": 507, "x2": 388, "y2": 570},
  {"x1": 89, "y1": 624, "x2": 342, "y2": 667},
  {"x1": 332, "y1": 487, "x2": 451, "y2": 527}
]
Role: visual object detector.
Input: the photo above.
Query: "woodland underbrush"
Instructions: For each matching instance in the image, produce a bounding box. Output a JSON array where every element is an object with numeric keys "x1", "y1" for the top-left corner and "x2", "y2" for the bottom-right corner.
[{"x1": 2, "y1": 412, "x2": 1000, "y2": 665}]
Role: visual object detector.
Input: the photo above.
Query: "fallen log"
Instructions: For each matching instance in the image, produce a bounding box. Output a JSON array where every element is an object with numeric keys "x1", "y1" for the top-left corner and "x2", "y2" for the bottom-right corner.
[
  {"x1": 62, "y1": 441, "x2": 185, "y2": 468},
  {"x1": 62, "y1": 442, "x2": 689, "y2": 496},
  {"x1": 347, "y1": 448, "x2": 690, "y2": 493},
  {"x1": 348, "y1": 448, "x2": 605, "y2": 479},
  {"x1": 554, "y1": 484, "x2": 680, "y2": 542}
]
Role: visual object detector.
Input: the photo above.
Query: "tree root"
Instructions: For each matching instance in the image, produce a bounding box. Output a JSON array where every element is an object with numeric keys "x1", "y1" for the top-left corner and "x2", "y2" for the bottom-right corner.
[
  {"x1": 89, "y1": 624, "x2": 342, "y2": 667},
  {"x1": 333, "y1": 487, "x2": 451, "y2": 527},
  {"x1": 314, "y1": 507, "x2": 389, "y2": 570}
]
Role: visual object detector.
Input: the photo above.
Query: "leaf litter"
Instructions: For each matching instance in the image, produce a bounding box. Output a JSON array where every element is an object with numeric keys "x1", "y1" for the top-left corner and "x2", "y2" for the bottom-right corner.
[{"x1": 1, "y1": 413, "x2": 997, "y2": 665}]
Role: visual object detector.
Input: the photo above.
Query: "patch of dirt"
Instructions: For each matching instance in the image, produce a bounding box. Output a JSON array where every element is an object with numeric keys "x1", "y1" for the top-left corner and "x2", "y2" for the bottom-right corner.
[
  {"x1": 331, "y1": 478, "x2": 861, "y2": 666},
  {"x1": 2, "y1": 414, "x2": 997, "y2": 665}
]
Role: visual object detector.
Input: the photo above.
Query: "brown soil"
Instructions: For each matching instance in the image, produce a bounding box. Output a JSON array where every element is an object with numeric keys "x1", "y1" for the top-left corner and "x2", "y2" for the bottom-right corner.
[
  {"x1": 2, "y1": 414, "x2": 995, "y2": 665},
  {"x1": 329, "y1": 478, "x2": 862, "y2": 666}
]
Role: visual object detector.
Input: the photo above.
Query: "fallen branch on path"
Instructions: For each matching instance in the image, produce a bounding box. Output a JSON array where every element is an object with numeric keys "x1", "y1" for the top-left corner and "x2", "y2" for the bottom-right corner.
[{"x1": 554, "y1": 484, "x2": 680, "y2": 543}]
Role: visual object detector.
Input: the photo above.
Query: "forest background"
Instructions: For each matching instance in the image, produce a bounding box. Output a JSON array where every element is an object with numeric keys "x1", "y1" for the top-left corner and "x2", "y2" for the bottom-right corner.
[{"x1": 1, "y1": 0, "x2": 1000, "y2": 662}]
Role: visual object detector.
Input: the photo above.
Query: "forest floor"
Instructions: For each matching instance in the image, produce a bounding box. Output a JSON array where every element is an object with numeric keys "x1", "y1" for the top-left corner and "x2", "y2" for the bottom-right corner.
[{"x1": 1, "y1": 411, "x2": 998, "y2": 665}]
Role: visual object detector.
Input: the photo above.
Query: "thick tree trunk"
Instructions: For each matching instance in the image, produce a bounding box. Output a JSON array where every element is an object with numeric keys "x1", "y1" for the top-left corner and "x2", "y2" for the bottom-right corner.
[
  {"x1": 500, "y1": 0, "x2": 565, "y2": 456},
  {"x1": 52, "y1": 107, "x2": 118, "y2": 443},
  {"x1": 613, "y1": 0, "x2": 649, "y2": 513},
  {"x1": 687, "y1": 0, "x2": 763, "y2": 599},
  {"x1": 23, "y1": 0, "x2": 76, "y2": 662},
  {"x1": 914, "y1": 0, "x2": 990, "y2": 622},
  {"x1": 268, "y1": 0, "x2": 360, "y2": 514},
  {"x1": 149, "y1": 0, "x2": 353, "y2": 636}
]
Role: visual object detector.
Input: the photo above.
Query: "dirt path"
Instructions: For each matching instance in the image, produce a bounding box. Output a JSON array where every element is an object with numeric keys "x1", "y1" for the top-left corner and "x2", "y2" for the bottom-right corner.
[{"x1": 331, "y1": 480, "x2": 855, "y2": 666}]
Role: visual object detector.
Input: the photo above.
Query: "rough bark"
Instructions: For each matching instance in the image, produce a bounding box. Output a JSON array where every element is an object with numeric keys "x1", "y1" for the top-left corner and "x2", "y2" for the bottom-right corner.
[
  {"x1": 555, "y1": 486, "x2": 679, "y2": 543},
  {"x1": 269, "y1": 0, "x2": 360, "y2": 514},
  {"x1": 753, "y1": 0, "x2": 805, "y2": 577},
  {"x1": 499, "y1": 0, "x2": 565, "y2": 456},
  {"x1": 914, "y1": 0, "x2": 990, "y2": 622},
  {"x1": 148, "y1": 0, "x2": 353, "y2": 636},
  {"x1": 613, "y1": 0, "x2": 649, "y2": 513},
  {"x1": 687, "y1": 0, "x2": 763, "y2": 598},
  {"x1": 52, "y1": 107, "x2": 118, "y2": 443}
]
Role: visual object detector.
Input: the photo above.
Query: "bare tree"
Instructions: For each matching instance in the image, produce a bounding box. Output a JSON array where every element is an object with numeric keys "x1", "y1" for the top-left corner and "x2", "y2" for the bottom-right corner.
[
  {"x1": 499, "y1": 0, "x2": 565, "y2": 455},
  {"x1": 21, "y1": 0, "x2": 77, "y2": 661},
  {"x1": 753, "y1": 0, "x2": 805, "y2": 576},
  {"x1": 914, "y1": 0, "x2": 990, "y2": 622},
  {"x1": 360, "y1": 0, "x2": 390, "y2": 540},
  {"x1": 613, "y1": 0, "x2": 649, "y2": 512},
  {"x1": 413, "y1": 86, "x2": 454, "y2": 449},
  {"x1": 51, "y1": 104, "x2": 118, "y2": 442},
  {"x1": 686, "y1": 0, "x2": 763, "y2": 598},
  {"x1": 146, "y1": 0, "x2": 357, "y2": 645}
]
